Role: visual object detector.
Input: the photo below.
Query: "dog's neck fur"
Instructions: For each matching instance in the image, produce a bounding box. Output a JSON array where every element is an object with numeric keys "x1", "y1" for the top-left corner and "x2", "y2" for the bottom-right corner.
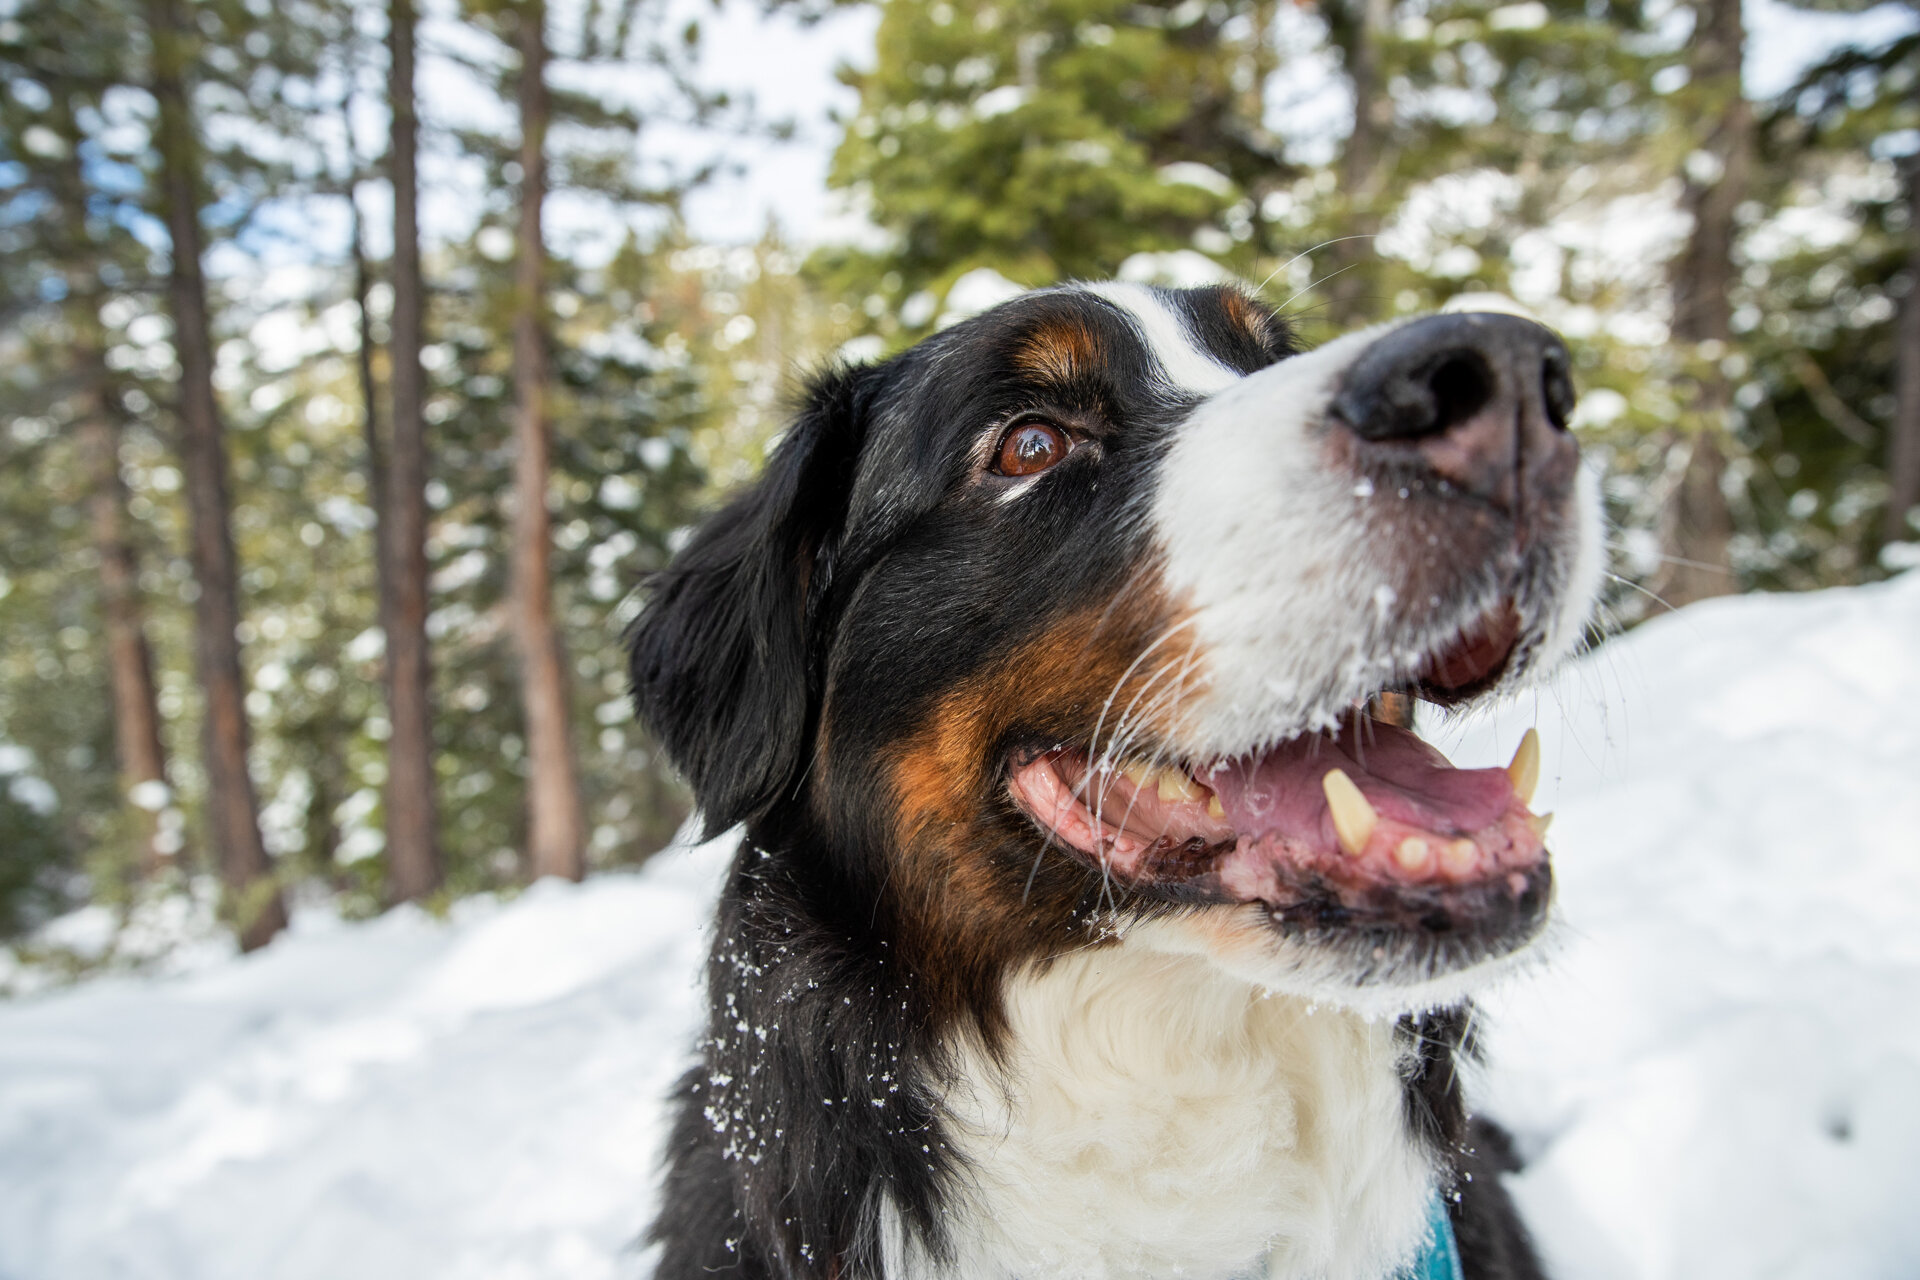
[
  {"x1": 679, "y1": 839, "x2": 1473, "y2": 1280},
  {"x1": 893, "y1": 933, "x2": 1442, "y2": 1280}
]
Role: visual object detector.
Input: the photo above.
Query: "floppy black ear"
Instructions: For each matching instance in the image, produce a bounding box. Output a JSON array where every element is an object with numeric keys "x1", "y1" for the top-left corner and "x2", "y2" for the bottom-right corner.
[{"x1": 628, "y1": 367, "x2": 870, "y2": 836}]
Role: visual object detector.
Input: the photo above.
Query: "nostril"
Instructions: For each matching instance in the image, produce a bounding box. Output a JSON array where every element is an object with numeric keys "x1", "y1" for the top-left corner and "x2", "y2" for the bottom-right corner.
[
  {"x1": 1333, "y1": 313, "x2": 1573, "y2": 445},
  {"x1": 1541, "y1": 351, "x2": 1575, "y2": 431},
  {"x1": 1426, "y1": 353, "x2": 1493, "y2": 431}
]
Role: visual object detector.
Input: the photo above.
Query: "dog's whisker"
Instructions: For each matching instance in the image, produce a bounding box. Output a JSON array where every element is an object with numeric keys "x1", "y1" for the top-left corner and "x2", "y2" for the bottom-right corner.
[
  {"x1": 1091, "y1": 616, "x2": 1199, "y2": 748},
  {"x1": 1603, "y1": 569, "x2": 1682, "y2": 616},
  {"x1": 1254, "y1": 235, "x2": 1380, "y2": 296},
  {"x1": 1278, "y1": 258, "x2": 1372, "y2": 313}
]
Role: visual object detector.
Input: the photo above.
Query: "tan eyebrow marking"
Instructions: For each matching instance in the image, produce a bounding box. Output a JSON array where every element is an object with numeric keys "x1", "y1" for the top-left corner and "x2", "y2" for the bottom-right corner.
[
  {"x1": 1014, "y1": 317, "x2": 1102, "y2": 386},
  {"x1": 1218, "y1": 287, "x2": 1268, "y2": 342}
]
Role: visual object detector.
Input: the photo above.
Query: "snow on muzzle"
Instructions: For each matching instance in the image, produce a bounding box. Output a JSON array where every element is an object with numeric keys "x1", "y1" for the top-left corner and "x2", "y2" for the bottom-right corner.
[{"x1": 1146, "y1": 311, "x2": 1591, "y2": 767}]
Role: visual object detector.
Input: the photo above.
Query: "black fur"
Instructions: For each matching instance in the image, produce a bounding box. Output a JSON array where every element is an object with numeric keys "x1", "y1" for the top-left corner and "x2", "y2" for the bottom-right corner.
[
  {"x1": 628, "y1": 367, "x2": 873, "y2": 837},
  {"x1": 1400, "y1": 1008, "x2": 1548, "y2": 1278},
  {"x1": 632, "y1": 355, "x2": 963, "y2": 1280},
  {"x1": 1452, "y1": 1120, "x2": 1550, "y2": 1280},
  {"x1": 646, "y1": 847, "x2": 955, "y2": 1280},
  {"x1": 631, "y1": 287, "x2": 1551, "y2": 1280}
]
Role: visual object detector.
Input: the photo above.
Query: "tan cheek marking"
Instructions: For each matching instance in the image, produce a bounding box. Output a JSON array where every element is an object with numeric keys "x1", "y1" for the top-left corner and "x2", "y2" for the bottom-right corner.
[
  {"x1": 880, "y1": 594, "x2": 1202, "y2": 1020},
  {"x1": 888, "y1": 693, "x2": 992, "y2": 841},
  {"x1": 888, "y1": 593, "x2": 1201, "y2": 850}
]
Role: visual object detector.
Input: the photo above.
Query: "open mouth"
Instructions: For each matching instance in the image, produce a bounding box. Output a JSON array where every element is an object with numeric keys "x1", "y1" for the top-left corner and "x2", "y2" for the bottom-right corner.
[
  {"x1": 1411, "y1": 599, "x2": 1525, "y2": 700},
  {"x1": 1006, "y1": 601, "x2": 1551, "y2": 956}
]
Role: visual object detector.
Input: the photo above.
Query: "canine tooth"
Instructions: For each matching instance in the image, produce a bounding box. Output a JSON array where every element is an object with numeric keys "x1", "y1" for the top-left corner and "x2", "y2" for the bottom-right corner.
[
  {"x1": 1155, "y1": 769, "x2": 1206, "y2": 803},
  {"x1": 1207, "y1": 795, "x2": 1226, "y2": 820},
  {"x1": 1441, "y1": 838, "x2": 1479, "y2": 874},
  {"x1": 1394, "y1": 837, "x2": 1430, "y2": 872},
  {"x1": 1507, "y1": 728, "x2": 1541, "y2": 805},
  {"x1": 1322, "y1": 769, "x2": 1377, "y2": 857},
  {"x1": 1528, "y1": 812, "x2": 1554, "y2": 838}
]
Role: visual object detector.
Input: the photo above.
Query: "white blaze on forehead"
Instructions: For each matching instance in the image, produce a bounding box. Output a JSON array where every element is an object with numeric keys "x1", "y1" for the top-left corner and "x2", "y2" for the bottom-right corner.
[{"x1": 1083, "y1": 281, "x2": 1242, "y2": 397}]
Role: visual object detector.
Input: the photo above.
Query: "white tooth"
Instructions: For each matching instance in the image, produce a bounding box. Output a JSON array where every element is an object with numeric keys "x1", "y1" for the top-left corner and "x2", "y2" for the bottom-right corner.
[
  {"x1": 1441, "y1": 838, "x2": 1479, "y2": 875},
  {"x1": 1394, "y1": 837, "x2": 1430, "y2": 872},
  {"x1": 1206, "y1": 795, "x2": 1226, "y2": 820},
  {"x1": 1528, "y1": 812, "x2": 1554, "y2": 838},
  {"x1": 1322, "y1": 768, "x2": 1377, "y2": 857},
  {"x1": 1507, "y1": 728, "x2": 1541, "y2": 806},
  {"x1": 1156, "y1": 768, "x2": 1206, "y2": 803},
  {"x1": 1120, "y1": 760, "x2": 1154, "y2": 788}
]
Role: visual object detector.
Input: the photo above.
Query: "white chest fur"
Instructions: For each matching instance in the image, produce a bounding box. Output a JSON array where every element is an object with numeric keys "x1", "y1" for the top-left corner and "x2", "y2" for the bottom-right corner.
[{"x1": 898, "y1": 927, "x2": 1438, "y2": 1280}]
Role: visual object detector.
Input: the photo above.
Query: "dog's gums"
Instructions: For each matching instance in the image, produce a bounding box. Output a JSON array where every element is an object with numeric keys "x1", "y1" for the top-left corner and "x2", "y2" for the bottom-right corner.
[
  {"x1": 1008, "y1": 713, "x2": 1550, "y2": 939},
  {"x1": 1005, "y1": 586, "x2": 1555, "y2": 946}
]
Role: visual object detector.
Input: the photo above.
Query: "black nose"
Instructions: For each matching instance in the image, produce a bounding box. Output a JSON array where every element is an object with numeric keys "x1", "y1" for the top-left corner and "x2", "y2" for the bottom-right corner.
[{"x1": 1330, "y1": 312, "x2": 1577, "y2": 510}]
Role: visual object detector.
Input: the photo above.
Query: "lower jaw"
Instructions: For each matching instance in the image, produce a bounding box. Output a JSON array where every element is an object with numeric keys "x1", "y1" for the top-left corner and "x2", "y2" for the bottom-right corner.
[
  {"x1": 1126, "y1": 890, "x2": 1555, "y2": 1010},
  {"x1": 1086, "y1": 826, "x2": 1554, "y2": 971},
  {"x1": 1244, "y1": 856, "x2": 1552, "y2": 965}
]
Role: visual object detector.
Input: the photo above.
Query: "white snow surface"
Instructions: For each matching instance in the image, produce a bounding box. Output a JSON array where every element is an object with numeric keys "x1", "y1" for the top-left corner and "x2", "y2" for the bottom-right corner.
[{"x1": 4, "y1": 574, "x2": 1920, "y2": 1279}]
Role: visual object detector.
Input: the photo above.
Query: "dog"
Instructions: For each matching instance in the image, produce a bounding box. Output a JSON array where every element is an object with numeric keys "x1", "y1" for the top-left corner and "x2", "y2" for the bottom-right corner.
[{"x1": 628, "y1": 282, "x2": 1601, "y2": 1280}]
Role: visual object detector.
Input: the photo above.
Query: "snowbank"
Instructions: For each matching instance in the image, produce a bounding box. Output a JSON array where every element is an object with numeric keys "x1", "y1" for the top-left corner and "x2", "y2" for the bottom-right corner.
[
  {"x1": 0, "y1": 848, "x2": 728, "y2": 1280},
  {"x1": 1439, "y1": 571, "x2": 1920, "y2": 1280},
  {"x1": 4, "y1": 573, "x2": 1919, "y2": 1280}
]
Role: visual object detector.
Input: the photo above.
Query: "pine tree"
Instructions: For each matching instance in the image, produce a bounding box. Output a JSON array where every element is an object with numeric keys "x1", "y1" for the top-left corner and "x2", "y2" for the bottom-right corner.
[
  {"x1": 1753, "y1": 20, "x2": 1919, "y2": 569},
  {"x1": 1296, "y1": 0, "x2": 1682, "y2": 327},
  {"x1": 440, "y1": 0, "x2": 737, "y2": 880},
  {"x1": 68, "y1": 204, "x2": 173, "y2": 880},
  {"x1": 1273, "y1": 0, "x2": 1789, "y2": 605},
  {"x1": 125, "y1": 0, "x2": 342, "y2": 942},
  {"x1": 1892, "y1": 154, "x2": 1920, "y2": 543},
  {"x1": 1317, "y1": 0, "x2": 1393, "y2": 328},
  {"x1": 1, "y1": 0, "x2": 175, "y2": 881},
  {"x1": 820, "y1": 0, "x2": 1288, "y2": 338},
  {"x1": 1655, "y1": 0, "x2": 1750, "y2": 606},
  {"x1": 1, "y1": 0, "x2": 166, "y2": 926},
  {"x1": 502, "y1": 0, "x2": 589, "y2": 882},
  {"x1": 382, "y1": 0, "x2": 444, "y2": 902},
  {"x1": 144, "y1": 0, "x2": 290, "y2": 949},
  {"x1": 0, "y1": 0, "x2": 832, "y2": 947}
]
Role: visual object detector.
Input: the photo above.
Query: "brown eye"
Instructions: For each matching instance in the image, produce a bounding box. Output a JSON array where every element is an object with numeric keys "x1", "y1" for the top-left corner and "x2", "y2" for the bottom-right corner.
[{"x1": 994, "y1": 420, "x2": 1070, "y2": 477}]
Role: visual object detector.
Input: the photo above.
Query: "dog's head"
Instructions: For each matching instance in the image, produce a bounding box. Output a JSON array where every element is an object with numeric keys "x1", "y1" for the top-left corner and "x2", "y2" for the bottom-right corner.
[{"x1": 630, "y1": 283, "x2": 1601, "y2": 1019}]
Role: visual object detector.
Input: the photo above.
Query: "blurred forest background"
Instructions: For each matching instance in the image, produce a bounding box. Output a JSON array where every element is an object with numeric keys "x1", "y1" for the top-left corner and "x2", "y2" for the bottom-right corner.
[{"x1": 0, "y1": 0, "x2": 1914, "y2": 978}]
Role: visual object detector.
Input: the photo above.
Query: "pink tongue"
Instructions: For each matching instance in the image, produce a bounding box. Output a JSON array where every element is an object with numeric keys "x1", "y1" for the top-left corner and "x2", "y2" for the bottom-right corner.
[{"x1": 1202, "y1": 719, "x2": 1514, "y2": 841}]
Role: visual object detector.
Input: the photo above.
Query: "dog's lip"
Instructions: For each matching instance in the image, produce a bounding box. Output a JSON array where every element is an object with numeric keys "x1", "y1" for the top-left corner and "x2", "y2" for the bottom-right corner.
[
  {"x1": 1409, "y1": 599, "x2": 1524, "y2": 701},
  {"x1": 1006, "y1": 714, "x2": 1549, "y2": 933}
]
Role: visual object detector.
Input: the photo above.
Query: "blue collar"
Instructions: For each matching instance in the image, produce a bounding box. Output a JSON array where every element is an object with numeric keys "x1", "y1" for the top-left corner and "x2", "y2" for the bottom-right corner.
[{"x1": 1394, "y1": 1192, "x2": 1464, "y2": 1280}]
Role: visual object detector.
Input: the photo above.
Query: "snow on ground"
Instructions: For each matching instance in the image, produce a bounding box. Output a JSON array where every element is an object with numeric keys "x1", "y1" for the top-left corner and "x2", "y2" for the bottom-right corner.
[
  {"x1": 0, "y1": 849, "x2": 729, "y2": 1280},
  {"x1": 1438, "y1": 571, "x2": 1920, "y2": 1280},
  {"x1": 3, "y1": 573, "x2": 1919, "y2": 1280}
]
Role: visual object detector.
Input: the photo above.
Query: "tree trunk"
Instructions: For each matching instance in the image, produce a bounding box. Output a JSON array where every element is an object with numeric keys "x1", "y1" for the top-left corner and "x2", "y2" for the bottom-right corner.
[
  {"x1": 1324, "y1": 0, "x2": 1392, "y2": 327},
  {"x1": 306, "y1": 727, "x2": 350, "y2": 887},
  {"x1": 383, "y1": 0, "x2": 444, "y2": 902},
  {"x1": 350, "y1": 161, "x2": 390, "y2": 584},
  {"x1": 1884, "y1": 156, "x2": 1920, "y2": 545},
  {"x1": 50, "y1": 90, "x2": 172, "y2": 876},
  {"x1": 511, "y1": 0, "x2": 587, "y2": 882},
  {"x1": 1659, "y1": 0, "x2": 1749, "y2": 607},
  {"x1": 146, "y1": 0, "x2": 287, "y2": 949},
  {"x1": 78, "y1": 375, "x2": 171, "y2": 875}
]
